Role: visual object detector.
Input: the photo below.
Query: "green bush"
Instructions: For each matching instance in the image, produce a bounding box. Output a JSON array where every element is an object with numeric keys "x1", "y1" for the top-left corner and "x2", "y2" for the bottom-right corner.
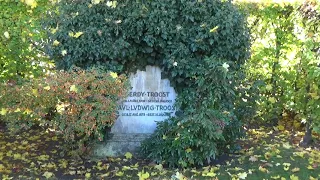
[
  {"x1": 141, "y1": 110, "x2": 242, "y2": 168},
  {"x1": 0, "y1": 66, "x2": 129, "y2": 154},
  {"x1": 45, "y1": 0, "x2": 250, "y2": 166}
]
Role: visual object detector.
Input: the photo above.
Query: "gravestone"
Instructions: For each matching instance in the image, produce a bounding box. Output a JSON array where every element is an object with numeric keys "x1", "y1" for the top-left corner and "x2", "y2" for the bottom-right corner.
[{"x1": 93, "y1": 66, "x2": 177, "y2": 157}]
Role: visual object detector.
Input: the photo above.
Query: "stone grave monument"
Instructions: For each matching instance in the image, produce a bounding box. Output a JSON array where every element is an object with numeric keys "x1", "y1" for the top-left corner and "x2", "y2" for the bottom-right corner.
[{"x1": 94, "y1": 65, "x2": 177, "y2": 157}]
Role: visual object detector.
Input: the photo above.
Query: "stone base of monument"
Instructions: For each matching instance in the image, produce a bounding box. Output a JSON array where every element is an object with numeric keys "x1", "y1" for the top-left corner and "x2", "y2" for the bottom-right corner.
[{"x1": 92, "y1": 133, "x2": 150, "y2": 157}]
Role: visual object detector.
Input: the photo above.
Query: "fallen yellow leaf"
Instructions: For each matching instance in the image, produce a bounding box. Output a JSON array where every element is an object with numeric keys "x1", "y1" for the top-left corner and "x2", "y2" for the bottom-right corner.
[
  {"x1": 116, "y1": 171, "x2": 124, "y2": 177},
  {"x1": 154, "y1": 164, "x2": 163, "y2": 171},
  {"x1": 43, "y1": 171, "x2": 54, "y2": 179},
  {"x1": 138, "y1": 170, "x2": 150, "y2": 180},
  {"x1": 258, "y1": 166, "x2": 268, "y2": 173},
  {"x1": 238, "y1": 172, "x2": 247, "y2": 179},
  {"x1": 124, "y1": 152, "x2": 133, "y2": 159},
  {"x1": 85, "y1": 173, "x2": 91, "y2": 179},
  {"x1": 291, "y1": 167, "x2": 300, "y2": 173},
  {"x1": 290, "y1": 174, "x2": 299, "y2": 180}
]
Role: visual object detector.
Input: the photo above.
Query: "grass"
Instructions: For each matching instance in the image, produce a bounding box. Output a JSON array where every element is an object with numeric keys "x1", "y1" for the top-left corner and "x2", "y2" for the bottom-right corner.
[{"x1": 0, "y1": 125, "x2": 319, "y2": 180}]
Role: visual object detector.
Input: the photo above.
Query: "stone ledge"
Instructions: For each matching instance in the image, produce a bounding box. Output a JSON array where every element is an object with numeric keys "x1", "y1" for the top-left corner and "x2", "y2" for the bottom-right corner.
[
  {"x1": 107, "y1": 133, "x2": 151, "y2": 142},
  {"x1": 92, "y1": 133, "x2": 151, "y2": 157}
]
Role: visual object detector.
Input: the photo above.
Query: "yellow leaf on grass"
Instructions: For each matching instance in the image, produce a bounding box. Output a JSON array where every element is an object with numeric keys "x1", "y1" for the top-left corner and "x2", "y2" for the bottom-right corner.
[
  {"x1": 85, "y1": 173, "x2": 91, "y2": 179},
  {"x1": 38, "y1": 155, "x2": 49, "y2": 161},
  {"x1": 116, "y1": 171, "x2": 124, "y2": 177},
  {"x1": 283, "y1": 142, "x2": 292, "y2": 149},
  {"x1": 238, "y1": 172, "x2": 247, "y2": 179},
  {"x1": 291, "y1": 167, "x2": 300, "y2": 173},
  {"x1": 186, "y1": 148, "x2": 192, "y2": 153},
  {"x1": 283, "y1": 163, "x2": 291, "y2": 171},
  {"x1": 124, "y1": 152, "x2": 133, "y2": 159},
  {"x1": 290, "y1": 174, "x2": 299, "y2": 180},
  {"x1": 293, "y1": 152, "x2": 305, "y2": 158},
  {"x1": 138, "y1": 171, "x2": 150, "y2": 180},
  {"x1": 309, "y1": 176, "x2": 317, "y2": 180},
  {"x1": 154, "y1": 164, "x2": 163, "y2": 171},
  {"x1": 206, "y1": 172, "x2": 216, "y2": 177},
  {"x1": 151, "y1": 172, "x2": 158, "y2": 176},
  {"x1": 307, "y1": 165, "x2": 314, "y2": 170},
  {"x1": 258, "y1": 166, "x2": 268, "y2": 173},
  {"x1": 271, "y1": 175, "x2": 281, "y2": 179},
  {"x1": 43, "y1": 171, "x2": 54, "y2": 179},
  {"x1": 13, "y1": 153, "x2": 22, "y2": 160},
  {"x1": 122, "y1": 166, "x2": 131, "y2": 171},
  {"x1": 100, "y1": 172, "x2": 110, "y2": 177},
  {"x1": 59, "y1": 160, "x2": 68, "y2": 168},
  {"x1": 131, "y1": 163, "x2": 139, "y2": 168},
  {"x1": 264, "y1": 152, "x2": 272, "y2": 160},
  {"x1": 69, "y1": 31, "x2": 84, "y2": 38}
]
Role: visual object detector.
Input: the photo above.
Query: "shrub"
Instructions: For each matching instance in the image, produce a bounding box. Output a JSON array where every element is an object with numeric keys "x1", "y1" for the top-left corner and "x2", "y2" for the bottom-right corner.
[
  {"x1": 141, "y1": 58, "x2": 245, "y2": 167},
  {"x1": 45, "y1": 0, "x2": 250, "y2": 166},
  {"x1": 0, "y1": 66, "x2": 129, "y2": 154},
  {"x1": 47, "y1": 67, "x2": 129, "y2": 151},
  {"x1": 141, "y1": 110, "x2": 242, "y2": 168},
  {"x1": 0, "y1": 79, "x2": 56, "y2": 131}
]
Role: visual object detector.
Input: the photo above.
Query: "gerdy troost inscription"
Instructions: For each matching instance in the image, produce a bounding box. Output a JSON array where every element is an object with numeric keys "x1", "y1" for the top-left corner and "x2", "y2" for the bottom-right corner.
[
  {"x1": 94, "y1": 66, "x2": 177, "y2": 156},
  {"x1": 111, "y1": 66, "x2": 177, "y2": 133},
  {"x1": 119, "y1": 91, "x2": 175, "y2": 117}
]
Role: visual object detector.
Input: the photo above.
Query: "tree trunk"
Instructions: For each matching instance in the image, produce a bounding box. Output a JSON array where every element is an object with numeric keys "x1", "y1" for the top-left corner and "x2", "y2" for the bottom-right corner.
[{"x1": 300, "y1": 121, "x2": 313, "y2": 147}]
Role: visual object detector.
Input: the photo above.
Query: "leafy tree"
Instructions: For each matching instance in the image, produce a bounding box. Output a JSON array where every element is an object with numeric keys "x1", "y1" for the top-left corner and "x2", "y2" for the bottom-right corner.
[
  {"x1": 237, "y1": 0, "x2": 320, "y2": 145},
  {"x1": 294, "y1": 0, "x2": 320, "y2": 146},
  {"x1": 0, "y1": 0, "x2": 54, "y2": 82}
]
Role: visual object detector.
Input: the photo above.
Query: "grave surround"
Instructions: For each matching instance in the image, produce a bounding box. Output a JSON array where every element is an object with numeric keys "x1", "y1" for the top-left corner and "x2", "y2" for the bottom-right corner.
[{"x1": 93, "y1": 66, "x2": 177, "y2": 157}]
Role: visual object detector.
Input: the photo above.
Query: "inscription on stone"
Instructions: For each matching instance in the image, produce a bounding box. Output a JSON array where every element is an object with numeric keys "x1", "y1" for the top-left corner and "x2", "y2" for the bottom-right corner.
[{"x1": 111, "y1": 66, "x2": 177, "y2": 133}]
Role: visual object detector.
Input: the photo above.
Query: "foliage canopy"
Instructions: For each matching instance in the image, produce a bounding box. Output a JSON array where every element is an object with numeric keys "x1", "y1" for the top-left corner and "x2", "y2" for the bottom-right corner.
[
  {"x1": 0, "y1": 0, "x2": 54, "y2": 82},
  {"x1": 45, "y1": 0, "x2": 250, "y2": 167}
]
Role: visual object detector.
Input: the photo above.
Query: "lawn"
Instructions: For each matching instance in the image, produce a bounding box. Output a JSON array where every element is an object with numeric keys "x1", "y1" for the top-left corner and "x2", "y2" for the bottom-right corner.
[{"x1": 0, "y1": 124, "x2": 319, "y2": 180}]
